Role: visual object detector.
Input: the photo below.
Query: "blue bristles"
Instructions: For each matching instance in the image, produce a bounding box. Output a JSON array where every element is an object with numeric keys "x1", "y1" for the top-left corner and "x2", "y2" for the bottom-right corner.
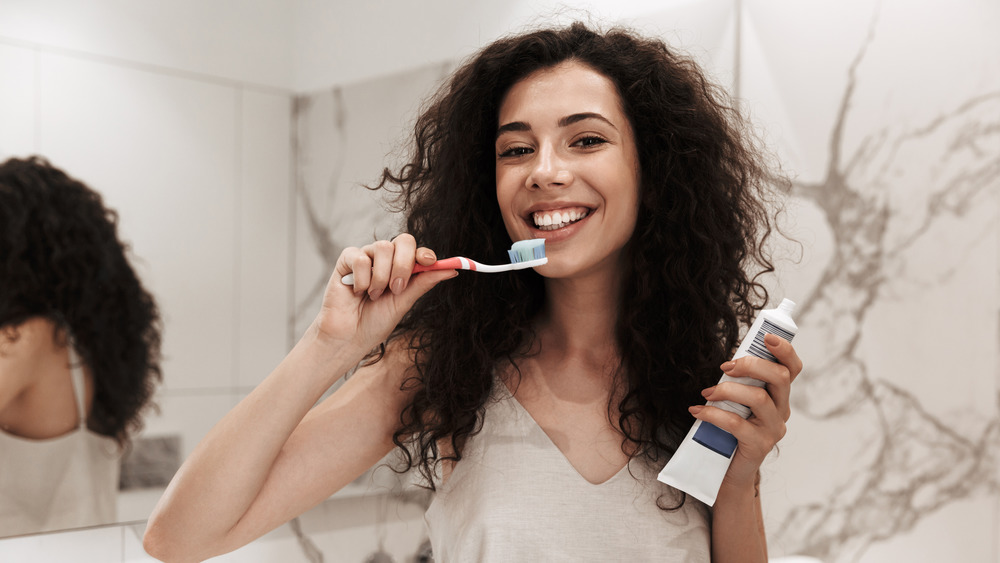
[{"x1": 507, "y1": 239, "x2": 546, "y2": 263}]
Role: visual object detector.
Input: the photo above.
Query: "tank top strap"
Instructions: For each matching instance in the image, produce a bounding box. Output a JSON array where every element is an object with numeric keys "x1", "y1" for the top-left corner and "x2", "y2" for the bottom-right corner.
[{"x1": 66, "y1": 343, "x2": 88, "y2": 429}]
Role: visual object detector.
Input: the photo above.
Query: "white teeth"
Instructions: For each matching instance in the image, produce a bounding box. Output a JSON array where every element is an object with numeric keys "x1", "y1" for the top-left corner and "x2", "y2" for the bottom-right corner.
[{"x1": 531, "y1": 208, "x2": 590, "y2": 230}]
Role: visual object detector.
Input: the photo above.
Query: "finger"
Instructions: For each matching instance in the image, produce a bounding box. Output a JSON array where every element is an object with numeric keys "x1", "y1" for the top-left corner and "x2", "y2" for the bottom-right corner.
[
  {"x1": 689, "y1": 406, "x2": 769, "y2": 457},
  {"x1": 720, "y1": 356, "x2": 792, "y2": 420},
  {"x1": 765, "y1": 333, "x2": 803, "y2": 382},
  {"x1": 721, "y1": 355, "x2": 792, "y2": 392},
  {"x1": 691, "y1": 402, "x2": 786, "y2": 457},
  {"x1": 415, "y1": 246, "x2": 437, "y2": 267},
  {"x1": 703, "y1": 382, "x2": 782, "y2": 427},
  {"x1": 336, "y1": 247, "x2": 372, "y2": 294},
  {"x1": 366, "y1": 240, "x2": 396, "y2": 300},
  {"x1": 389, "y1": 234, "x2": 418, "y2": 295}
]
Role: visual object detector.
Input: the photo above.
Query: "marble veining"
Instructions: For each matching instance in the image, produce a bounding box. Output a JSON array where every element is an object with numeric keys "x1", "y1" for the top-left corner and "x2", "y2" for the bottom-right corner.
[
  {"x1": 292, "y1": 63, "x2": 454, "y2": 341},
  {"x1": 289, "y1": 516, "x2": 324, "y2": 563},
  {"x1": 770, "y1": 8, "x2": 1000, "y2": 562}
]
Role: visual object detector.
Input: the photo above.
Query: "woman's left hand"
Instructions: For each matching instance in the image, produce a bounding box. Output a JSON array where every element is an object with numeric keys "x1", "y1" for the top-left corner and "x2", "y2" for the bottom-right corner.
[{"x1": 689, "y1": 333, "x2": 803, "y2": 490}]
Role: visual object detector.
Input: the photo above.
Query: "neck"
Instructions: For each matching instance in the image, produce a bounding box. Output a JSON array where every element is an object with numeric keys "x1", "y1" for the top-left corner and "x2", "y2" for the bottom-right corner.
[
  {"x1": 509, "y1": 269, "x2": 628, "y2": 422},
  {"x1": 534, "y1": 268, "x2": 622, "y2": 374}
]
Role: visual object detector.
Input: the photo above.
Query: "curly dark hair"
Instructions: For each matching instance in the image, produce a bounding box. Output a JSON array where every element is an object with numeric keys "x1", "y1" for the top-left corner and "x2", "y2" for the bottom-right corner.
[
  {"x1": 0, "y1": 156, "x2": 162, "y2": 446},
  {"x1": 376, "y1": 22, "x2": 780, "y2": 493}
]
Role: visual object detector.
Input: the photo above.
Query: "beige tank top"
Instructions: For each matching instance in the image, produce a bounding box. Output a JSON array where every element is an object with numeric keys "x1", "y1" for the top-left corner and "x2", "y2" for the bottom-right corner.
[
  {"x1": 424, "y1": 378, "x2": 711, "y2": 562},
  {"x1": 0, "y1": 345, "x2": 121, "y2": 537}
]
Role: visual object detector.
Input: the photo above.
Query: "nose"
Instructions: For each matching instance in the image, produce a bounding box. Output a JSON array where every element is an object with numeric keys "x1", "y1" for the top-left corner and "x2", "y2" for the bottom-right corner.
[{"x1": 526, "y1": 144, "x2": 573, "y2": 189}]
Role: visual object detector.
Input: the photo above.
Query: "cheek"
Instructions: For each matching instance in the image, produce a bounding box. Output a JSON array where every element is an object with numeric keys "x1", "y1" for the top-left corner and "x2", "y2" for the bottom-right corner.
[
  {"x1": 495, "y1": 177, "x2": 520, "y2": 234},
  {"x1": 609, "y1": 174, "x2": 641, "y2": 245}
]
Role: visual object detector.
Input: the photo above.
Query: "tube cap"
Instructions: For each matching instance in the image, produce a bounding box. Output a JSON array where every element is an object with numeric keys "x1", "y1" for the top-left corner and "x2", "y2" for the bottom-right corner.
[{"x1": 692, "y1": 421, "x2": 738, "y2": 458}]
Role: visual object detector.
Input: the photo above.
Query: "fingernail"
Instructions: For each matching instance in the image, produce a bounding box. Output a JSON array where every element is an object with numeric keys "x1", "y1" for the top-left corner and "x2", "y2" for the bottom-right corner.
[
  {"x1": 689, "y1": 405, "x2": 704, "y2": 416},
  {"x1": 391, "y1": 278, "x2": 405, "y2": 294},
  {"x1": 765, "y1": 333, "x2": 781, "y2": 346},
  {"x1": 369, "y1": 289, "x2": 383, "y2": 300},
  {"x1": 721, "y1": 361, "x2": 735, "y2": 373},
  {"x1": 701, "y1": 387, "x2": 715, "y2": 398},
  {"x1": 419, "y1": 250, "x2": 435, "y2": 262}
]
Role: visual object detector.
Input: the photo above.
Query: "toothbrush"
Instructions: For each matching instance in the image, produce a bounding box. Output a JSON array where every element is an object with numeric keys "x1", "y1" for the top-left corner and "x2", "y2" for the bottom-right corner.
[{"x1": 341, "y1": 239, "x2": 547, "y2": 286}]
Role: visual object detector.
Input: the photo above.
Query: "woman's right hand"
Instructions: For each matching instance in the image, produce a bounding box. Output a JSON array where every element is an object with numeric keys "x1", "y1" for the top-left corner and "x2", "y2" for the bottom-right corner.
[{"x1": 315, "y1": 233, "x2": 456, "y2": 354}]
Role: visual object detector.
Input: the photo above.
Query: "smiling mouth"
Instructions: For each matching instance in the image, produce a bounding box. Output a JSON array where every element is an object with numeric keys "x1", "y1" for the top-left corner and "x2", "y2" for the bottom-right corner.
[{"x1": 531, "y1": 207, "x2": 591, "y2": 231}]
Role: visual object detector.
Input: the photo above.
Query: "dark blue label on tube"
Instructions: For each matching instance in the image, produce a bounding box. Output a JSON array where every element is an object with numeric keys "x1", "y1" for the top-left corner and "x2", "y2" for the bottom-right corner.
[{"x1": 692, "y1": 421, "x2": 738, "y2": 458}]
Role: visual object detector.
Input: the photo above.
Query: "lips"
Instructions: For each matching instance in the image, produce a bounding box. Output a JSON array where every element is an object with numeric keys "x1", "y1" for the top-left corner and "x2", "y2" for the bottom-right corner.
[{"x1": 529, "y1": 206, "x2": 591, "y2": 231}]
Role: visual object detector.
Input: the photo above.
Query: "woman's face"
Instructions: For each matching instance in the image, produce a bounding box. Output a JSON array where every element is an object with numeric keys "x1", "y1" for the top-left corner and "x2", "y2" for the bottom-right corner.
[{"x1": 495, "y1": 60, "x2": 641, "y2": 282}]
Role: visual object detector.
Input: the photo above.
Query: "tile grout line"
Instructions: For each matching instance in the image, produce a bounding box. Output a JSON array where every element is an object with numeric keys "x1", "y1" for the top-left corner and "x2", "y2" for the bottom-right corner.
[
  {"x1": 288, "y1": 97, "x2": 300, "y2": 352},
  {"x1": 33, "y1": 45, "x2": 41, "y2": 154},
  {"x1": 233, "y1": 87, "x2": 243, "y2": 395}
]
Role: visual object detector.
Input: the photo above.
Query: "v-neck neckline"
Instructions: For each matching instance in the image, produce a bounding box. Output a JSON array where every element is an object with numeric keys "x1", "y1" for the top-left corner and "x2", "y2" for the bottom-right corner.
[{"x1": 495, "y1": 376, "x2": 631, "y2": 487}]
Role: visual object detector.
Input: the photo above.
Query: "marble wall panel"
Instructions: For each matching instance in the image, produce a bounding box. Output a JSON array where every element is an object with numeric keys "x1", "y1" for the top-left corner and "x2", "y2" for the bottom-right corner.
[
  {"x1": 292, "y1": 62, "x2": 454, "y2": 339},
  {"x1": 741, "y1": 0, "x2": 1000, "y2": 561}
]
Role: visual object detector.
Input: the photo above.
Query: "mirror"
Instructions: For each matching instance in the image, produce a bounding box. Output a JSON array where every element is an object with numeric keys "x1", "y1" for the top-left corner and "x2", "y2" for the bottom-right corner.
[{"x1": 1, "y1": 3, "x2": 998, "y2": 561}]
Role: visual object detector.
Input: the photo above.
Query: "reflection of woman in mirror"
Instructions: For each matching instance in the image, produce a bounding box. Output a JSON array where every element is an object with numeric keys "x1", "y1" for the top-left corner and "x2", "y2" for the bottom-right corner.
[
  {"x1": 0, "y1": 156, "x2": 162, "y2": 536},
  {"x1": 147, "y1": 23, "x2": 801, "y2": 561}
]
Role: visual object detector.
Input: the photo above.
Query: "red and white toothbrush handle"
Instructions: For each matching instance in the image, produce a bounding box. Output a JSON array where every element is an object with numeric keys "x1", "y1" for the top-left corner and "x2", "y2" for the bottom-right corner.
[
  {"x1": 341, "y1": 256, "x2": 473, "y2": 285},
  {"x1": 412, "y1": 257, "x2": 474, "y2": 273}
]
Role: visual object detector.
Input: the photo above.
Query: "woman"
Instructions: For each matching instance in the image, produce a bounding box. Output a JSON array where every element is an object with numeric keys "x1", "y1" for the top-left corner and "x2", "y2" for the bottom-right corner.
[
  {"x1": 146, "y1": 22, "x2": 801, "y2": 561},
  {"x1": 0, "y1": 156, "x2": 162, "y2": 535}
]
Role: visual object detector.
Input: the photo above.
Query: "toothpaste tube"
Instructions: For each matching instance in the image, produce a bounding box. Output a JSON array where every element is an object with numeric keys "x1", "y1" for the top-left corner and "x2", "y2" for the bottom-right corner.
[{"x1": 657, "y1": 298, "x2": 797, "y2": 505}]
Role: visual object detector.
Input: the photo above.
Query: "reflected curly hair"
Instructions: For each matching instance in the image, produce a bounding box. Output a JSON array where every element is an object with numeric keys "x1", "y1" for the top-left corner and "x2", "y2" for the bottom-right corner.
[
  {"x1": 377, "y1": 23, "x2": 781, "y2": 495},
  {"x1": 0, "y1": 156, "x2": 162, "y2": 446}
]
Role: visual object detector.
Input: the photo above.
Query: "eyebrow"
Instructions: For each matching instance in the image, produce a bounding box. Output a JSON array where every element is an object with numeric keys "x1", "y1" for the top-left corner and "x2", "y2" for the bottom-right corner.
[{"x1": 496, "y1": 112, "x2": 617, "y2": 139}]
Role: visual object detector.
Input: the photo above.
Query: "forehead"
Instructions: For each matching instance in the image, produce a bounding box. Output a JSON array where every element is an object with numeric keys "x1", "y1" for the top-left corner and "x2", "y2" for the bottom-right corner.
[{"x1": 498, "y1": 61, "x2": 627, "y2": 124}]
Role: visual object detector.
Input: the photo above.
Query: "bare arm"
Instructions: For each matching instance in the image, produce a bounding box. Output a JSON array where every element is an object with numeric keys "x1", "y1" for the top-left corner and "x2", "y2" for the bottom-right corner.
[
  {"x1": 711, "y1": 475, "x2": 767, "y2": 561},
  {"x1": 144, "y1": 235, "x2": 455, "y2": 562},
  {"x1": 691, "y1": 335, "x2": 803, "y2": 562},
  {"x1": 144, "y1": 332, "x2": 412, "y2": 561}
]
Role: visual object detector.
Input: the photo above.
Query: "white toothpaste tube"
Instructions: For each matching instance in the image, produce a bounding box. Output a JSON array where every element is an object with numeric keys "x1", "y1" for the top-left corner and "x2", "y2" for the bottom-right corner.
[{"x1": 657, "y1": 298, "x2": 798, "y2": 506}]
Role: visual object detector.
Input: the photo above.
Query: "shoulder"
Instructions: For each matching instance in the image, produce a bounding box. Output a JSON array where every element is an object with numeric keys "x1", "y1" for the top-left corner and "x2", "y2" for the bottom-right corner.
[{"x1": 1, "y1": 317, "x2": 61, "y2": 359}]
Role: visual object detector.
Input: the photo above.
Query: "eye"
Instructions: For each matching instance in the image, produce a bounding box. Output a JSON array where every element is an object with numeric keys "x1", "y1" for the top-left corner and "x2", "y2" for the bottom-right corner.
[
  {"x1": 573, "y1": 135, "x2": 608, "y2": 148},
  {"x1": 498, "y1": 146, "x2": 533, "y2": 158}
]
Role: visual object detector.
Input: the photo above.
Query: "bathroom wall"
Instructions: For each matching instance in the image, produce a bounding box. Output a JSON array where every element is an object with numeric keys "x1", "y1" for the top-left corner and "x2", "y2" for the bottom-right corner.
[
  {"x1": 1, "y1": 0, "x2": 997, "y2": 561},
  {"x1": 742, "y1": 1, "x2": 1000, "y2": 561}
]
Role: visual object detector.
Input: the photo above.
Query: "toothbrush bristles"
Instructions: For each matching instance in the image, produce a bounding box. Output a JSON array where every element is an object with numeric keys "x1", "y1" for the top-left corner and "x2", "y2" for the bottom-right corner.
[{"x1": 508, "y1": 238, "x2": 546, "y2": 263}]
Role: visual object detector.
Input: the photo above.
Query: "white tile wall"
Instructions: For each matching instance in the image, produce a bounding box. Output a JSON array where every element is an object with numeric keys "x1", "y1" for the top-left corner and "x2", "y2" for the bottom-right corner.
[
  {"x1": 237, "y1": 90, "x2": 293, "y2": 388},
  {"x1": 0, "y1": 1, "x2": 295, "y2": 90},
  {"x1": 0, "y1": 42, "x2": 37, "y2": 157}
]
